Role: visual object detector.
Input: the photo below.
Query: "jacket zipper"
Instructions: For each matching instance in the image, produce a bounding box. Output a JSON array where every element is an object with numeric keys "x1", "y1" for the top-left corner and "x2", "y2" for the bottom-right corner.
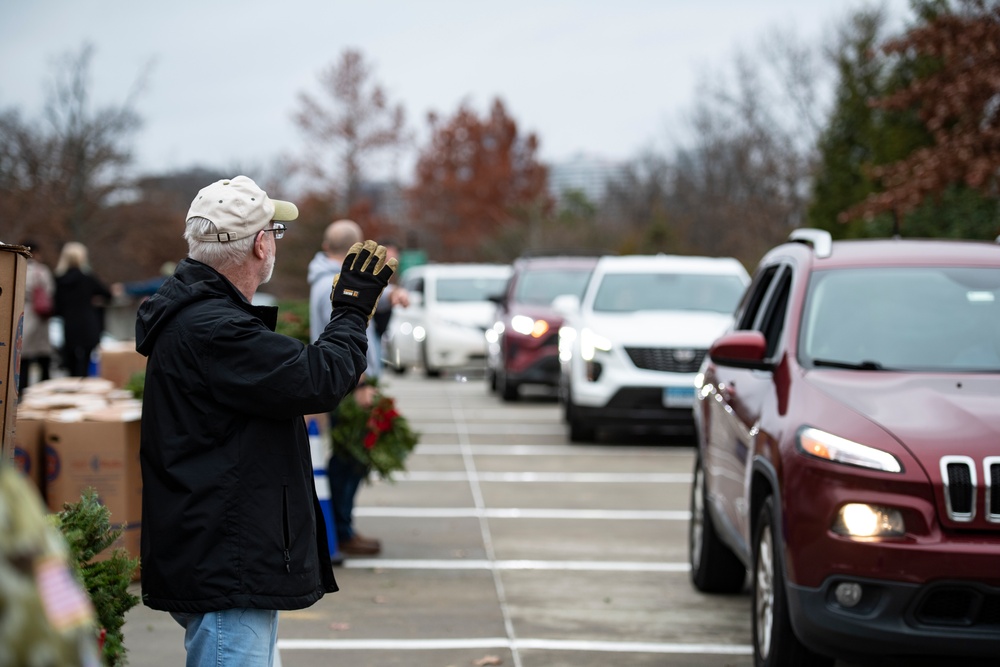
[{"x1": 282, "y1": 485, "x2": 291, "y2": 573}]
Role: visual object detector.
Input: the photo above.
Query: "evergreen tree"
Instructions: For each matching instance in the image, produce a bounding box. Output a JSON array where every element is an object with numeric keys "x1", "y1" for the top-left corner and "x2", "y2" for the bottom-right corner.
[
  {"x1": 55, "y1": 490, "x2": 140, "y2": 667},
  {"x1": 812, "y1": 0, "x2": 1000, "y2": 237}
]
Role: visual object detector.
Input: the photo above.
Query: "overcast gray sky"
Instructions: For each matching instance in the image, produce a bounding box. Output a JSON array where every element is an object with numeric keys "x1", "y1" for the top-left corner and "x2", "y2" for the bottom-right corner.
[{"x1": 1, "y1": 1, "x2": 910, "y2": 182}]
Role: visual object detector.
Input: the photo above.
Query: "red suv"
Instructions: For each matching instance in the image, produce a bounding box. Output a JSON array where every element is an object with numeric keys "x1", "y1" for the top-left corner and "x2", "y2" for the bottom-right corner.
[
  {"x1": 690, "y1": 229, "x2": 1000, "y2": 665},
  {"x1": 486, "y1": 255, "x2": 598, "y2": 401}
]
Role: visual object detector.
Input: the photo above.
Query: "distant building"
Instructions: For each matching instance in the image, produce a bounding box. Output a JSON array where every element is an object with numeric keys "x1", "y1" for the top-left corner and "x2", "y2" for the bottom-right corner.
[{"x1": 547, "y1": 153, "x2": 626, "y2": 207}]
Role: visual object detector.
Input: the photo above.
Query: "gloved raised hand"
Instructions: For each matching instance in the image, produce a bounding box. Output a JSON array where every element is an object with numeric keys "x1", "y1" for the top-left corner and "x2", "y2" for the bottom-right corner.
[{"x1": 330, "y1": 240, "x2": 398, "y2": 321}]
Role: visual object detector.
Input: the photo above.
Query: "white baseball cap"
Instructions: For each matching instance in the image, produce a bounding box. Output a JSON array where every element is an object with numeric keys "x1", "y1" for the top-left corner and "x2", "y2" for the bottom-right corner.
[{"x1": 187, "y1": 175, "x2": 298, "y2": 243}]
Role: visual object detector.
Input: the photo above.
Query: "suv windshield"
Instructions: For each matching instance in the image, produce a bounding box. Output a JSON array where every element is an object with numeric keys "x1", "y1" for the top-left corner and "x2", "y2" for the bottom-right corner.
[
  {"x1": 801, "y1": 267, "x2": 1000, "y2": 371},
  {"x1": 514, "y1": 268, "x2": 592, "y2": 305},
  {"x1": 592, "y1": 273, "x2": 746, "y2": 314},
  {"x1": 436, "y1": 277, "x2": 510, "y2": 302}
]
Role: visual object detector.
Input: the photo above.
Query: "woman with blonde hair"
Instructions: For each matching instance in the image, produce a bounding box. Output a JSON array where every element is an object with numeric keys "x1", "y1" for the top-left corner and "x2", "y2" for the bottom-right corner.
[{"x1": 54, "y1": 242, "x2": 112, "y2": 377}]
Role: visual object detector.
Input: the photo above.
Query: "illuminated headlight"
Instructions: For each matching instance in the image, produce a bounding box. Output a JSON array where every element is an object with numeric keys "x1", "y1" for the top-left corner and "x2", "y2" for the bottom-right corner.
[
  {"x1": 797, "y1": 427, "x2": 902, "y2": 473},
  {"x1": 399, "y1": 322, "x2": 413, "y2": 336},
  {"x1": 485, "y1": 328, "x2": 499, "y2": 344},
  {"x1": 558, "y1": 327, "x2": 576, "y2": 362},
  {"x1": 832, "y1": 503, "x2": 905, "y2": 538},
  {"x1": 580, "y1": 328, "x2": 613, "y2": 361},
  {"x1": 412, "y1": 325, "x2": 426, "y2": 342},
  {"x1": 511, "y1": 315, "x2": 550, "y2": 338}
]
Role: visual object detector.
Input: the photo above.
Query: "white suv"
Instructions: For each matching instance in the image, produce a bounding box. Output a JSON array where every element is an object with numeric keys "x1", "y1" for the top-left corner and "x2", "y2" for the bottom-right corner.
[
  {"x1": 383, "y1": 263, "x2": 512, "y2": 376},
  {"x1": 557, "y1": 254, "x2": 749, "y2": 442}
]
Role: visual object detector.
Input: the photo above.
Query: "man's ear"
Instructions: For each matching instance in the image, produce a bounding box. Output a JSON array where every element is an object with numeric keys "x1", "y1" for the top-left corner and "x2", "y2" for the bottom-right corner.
[{"x1": 253, "y1": 231, "x2": 267, "y2": 260}]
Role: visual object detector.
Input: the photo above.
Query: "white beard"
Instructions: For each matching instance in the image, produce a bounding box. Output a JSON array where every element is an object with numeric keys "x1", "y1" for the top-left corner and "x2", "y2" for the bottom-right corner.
[{"x1": 260, "y1": 248, "x2": 275, "y2": 285}]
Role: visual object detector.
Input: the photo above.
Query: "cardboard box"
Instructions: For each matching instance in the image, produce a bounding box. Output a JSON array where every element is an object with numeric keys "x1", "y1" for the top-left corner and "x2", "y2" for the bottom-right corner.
[
  {"x1": 12, "y1": 408, "x2": 46, "y2": 494},
  {"x1": 97, "y1": 340, "x2": 146, "y2": 390},
  {"x1": 44, "y1": 406, "x2": 142, "y2": 564},
  {"x1": 0, "y1": 242, "x2": 29, "y2": 457}
]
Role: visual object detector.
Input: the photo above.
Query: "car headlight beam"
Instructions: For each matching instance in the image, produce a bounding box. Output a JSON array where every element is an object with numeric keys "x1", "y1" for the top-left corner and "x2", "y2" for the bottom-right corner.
[
  {"x1": 511, "y1": 315, "x2": 551, "y2": 338},
  {"x1": 797, "y1": 427, "x2": 902, "y2": 473},
  {"x1": 580, "y1": 328, "x2": 613, "y2": 362},
  {"x1": 832, "y1": 503, "x2": 905, "y2": 538}
]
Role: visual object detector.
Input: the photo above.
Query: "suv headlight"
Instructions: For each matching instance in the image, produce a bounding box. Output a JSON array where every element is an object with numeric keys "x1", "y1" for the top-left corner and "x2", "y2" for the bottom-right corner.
[
  {"x1": 797, "y1": 427, "x2": 902, "y2": 473},
  {"x1": 580, "y1": 328, "x2": 612, "y2": 361},
  {"x1": 558, "y1": 327, "x2": 576, "y2": 362},
  {"x1": 511, "y1": 315, "x2": 550, "y2": 338},
  {"x1": 832, "y1": 503, "x2": 905, "y2": 538}
]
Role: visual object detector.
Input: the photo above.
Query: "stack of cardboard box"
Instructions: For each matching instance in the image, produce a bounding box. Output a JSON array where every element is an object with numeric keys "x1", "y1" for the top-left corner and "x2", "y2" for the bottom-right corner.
[
  {"x1": 14, "y1": 378, "x2": 143, "y2": 566},
  {"x1": 95, "y1": 340, "x2": 147, "y2": 390}
]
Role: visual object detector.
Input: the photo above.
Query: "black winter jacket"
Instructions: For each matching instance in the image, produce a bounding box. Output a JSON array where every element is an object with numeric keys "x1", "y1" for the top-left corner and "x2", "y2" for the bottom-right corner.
[{"x1": 135, "y1": 258, "x2": 367, "y2": 613}]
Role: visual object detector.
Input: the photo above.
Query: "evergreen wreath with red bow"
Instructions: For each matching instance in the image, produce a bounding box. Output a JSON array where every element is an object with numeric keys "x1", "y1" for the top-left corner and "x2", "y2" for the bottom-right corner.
[{"x1": 330, "y1": 378, "x2": 419, "y2": 481}]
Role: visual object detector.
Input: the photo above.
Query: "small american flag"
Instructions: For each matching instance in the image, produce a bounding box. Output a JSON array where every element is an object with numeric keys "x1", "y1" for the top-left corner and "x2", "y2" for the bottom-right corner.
[{"x1": 35, "y1": 555, "x2": 95, "y2": 631}]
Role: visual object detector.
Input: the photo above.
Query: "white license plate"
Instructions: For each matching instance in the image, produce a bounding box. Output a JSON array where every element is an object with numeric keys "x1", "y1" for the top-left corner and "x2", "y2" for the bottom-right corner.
[{"x1": 663, "y1": 386, "x2": 695, "y2": 407}]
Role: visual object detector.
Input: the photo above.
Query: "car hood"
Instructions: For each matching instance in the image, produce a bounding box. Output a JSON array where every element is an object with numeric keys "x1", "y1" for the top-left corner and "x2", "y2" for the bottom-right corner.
[
  {"x1": 808, "y1": 372, "x2": 1000, "y2": 460},
  {"x1": 434, "y1": 302, "x2": 497, "y2": 329},
  {"x1": 511, "y1": 304, "x2": 564, "y2": 324},
  {"x1": 581, "y1": 310, "x2": 733, "y2": 347}
]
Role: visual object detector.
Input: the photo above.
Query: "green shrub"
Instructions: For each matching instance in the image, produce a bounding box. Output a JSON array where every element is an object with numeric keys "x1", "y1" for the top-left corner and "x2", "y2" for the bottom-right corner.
[
  {"x1": 54, "y1": 490, "x2": 140, "y2": 667},
  {"x1": 276, "y1": 299, "x2": 311, "y2": 344}
]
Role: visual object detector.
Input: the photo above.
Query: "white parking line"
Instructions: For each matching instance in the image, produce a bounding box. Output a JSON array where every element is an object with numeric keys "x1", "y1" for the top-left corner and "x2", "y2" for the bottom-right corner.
[
  {"x1": 277, "y1": 637, "x2": 752, "y2": 655},
  {"x1": 354, "y1": 507, "x2": 691, "y2": 520},
  {"x1": 398, "y1": 470, "x2": 691, "y2": 483},
  {"x1": 341, "y1": 558, "x2": 690, "y2": 572},
  {"x1": 414, "y1": 443, "x2": 694, "y2": 457},
  {"x1": 415, "y1": 422, "x2": 569, "y2": 434}
]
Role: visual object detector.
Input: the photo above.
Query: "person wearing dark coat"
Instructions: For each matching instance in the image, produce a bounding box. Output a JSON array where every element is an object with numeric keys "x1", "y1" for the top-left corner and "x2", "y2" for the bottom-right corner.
[
  {"x1": 53, "y1": 242, "x2": 112, "y2": 377},
  {"x1": 135, "y1": 175, "x2": 397, "y2": 667}
]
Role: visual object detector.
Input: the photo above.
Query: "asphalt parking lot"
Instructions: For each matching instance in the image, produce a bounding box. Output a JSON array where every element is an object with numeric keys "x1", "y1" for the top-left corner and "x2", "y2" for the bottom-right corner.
[{"x1": 122, "y1": 371, "x2": 751, "y2": 666}]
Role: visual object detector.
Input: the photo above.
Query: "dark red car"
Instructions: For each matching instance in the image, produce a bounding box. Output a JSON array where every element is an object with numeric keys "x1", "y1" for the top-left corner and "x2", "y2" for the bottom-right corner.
[
  {"x1": 486, "y1": 255, "x2": 598, "y2": 401},
  {"x1": 690, "y1": 229, "x2": 1000, "y2": 666}
]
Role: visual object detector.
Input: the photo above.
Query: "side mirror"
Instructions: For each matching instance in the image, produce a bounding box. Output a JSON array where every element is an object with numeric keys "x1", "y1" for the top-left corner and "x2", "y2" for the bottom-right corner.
[
  {"x1": 709, "y1": 331, "x2": 772, "y2": 370},
  {"x1": 551, "y1": 294, "x2": 581, "y2": 318},
  {"x1": 488, "y1": 293, "x2": 505, "y2": 306}
]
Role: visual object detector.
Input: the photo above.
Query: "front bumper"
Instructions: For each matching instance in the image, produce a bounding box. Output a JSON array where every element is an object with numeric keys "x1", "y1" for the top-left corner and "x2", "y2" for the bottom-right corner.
[
  {"x1": 507, "y1": 351, "x2": 561, "y2": 387},
  {"x1": 788, "y1": 575, "x2": 1000, "y2": 660},
  {"x1": 573, "y1": 387, "x2": 695, "y2": 434}
]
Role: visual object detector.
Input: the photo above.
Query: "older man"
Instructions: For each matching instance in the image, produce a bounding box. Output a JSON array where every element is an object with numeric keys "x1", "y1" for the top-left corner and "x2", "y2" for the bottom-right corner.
[{"x1": 135, "y1": 176, "x2": 395, "y2": 666}]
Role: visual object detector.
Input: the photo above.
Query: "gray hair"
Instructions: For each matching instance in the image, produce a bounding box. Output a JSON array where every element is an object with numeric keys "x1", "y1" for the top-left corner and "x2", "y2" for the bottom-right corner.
[{"x1": 184, "y1": 217, "x2": 255, "y2": 271}]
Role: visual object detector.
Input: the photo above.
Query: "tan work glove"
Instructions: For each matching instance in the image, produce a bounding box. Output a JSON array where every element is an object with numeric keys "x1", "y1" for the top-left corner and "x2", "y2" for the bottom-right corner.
[{"x1": 330, "y1": 240, "x2": 398, "y2": 322}]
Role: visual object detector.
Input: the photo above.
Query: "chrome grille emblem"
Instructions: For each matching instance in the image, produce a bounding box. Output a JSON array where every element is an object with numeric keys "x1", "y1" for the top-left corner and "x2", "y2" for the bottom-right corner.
[{"x1": 672, "y1": 349, "x2": 696, "y2": 363}]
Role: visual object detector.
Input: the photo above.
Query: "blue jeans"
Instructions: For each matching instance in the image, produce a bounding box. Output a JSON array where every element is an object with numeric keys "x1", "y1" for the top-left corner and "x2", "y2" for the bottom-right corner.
[
  {"x1": 328, "y1": 453, "x2": 368, "y2": 543},
  {"x1": 170, "y1": 609, "x2": 278, "y2": 667}
]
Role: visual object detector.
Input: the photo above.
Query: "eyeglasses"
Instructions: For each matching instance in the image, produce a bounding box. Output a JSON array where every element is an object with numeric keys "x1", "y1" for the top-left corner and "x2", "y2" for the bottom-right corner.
[{"x1": 262, "y1": 223, "x2": 286, "y2": 240}]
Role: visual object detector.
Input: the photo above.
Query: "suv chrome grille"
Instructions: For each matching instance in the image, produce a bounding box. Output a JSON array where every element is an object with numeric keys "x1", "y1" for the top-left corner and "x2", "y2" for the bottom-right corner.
[
  {"x1": 987, "y1": 457, "x2": 1000, "y2": 522},
  {"x1": 941, "y1": 456, "x2": 976, "y2": 521},
  {"x1": 625, "y1": 347, "x2": 706, "y2": 373}
]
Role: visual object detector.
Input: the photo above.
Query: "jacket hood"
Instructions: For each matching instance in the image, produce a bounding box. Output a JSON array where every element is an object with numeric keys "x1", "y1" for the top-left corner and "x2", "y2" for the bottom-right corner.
[
  {"x1": 307, "y1": 251, "x2": 341, "y2": 285},
  {"x1": 135, "y1": 258, "x2": 276, "y2": 356}
]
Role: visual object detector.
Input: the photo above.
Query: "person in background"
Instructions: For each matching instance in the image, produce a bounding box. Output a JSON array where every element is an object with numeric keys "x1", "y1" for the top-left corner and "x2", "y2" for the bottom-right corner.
[
  {"x1": 309, "y1": 220, "x2": 405, "y2": 557},
  {"x1": 371, "y1": 238, "x2": 410, "y2": 353},
  {"x1": 53, "y1": 242, "x2": 112, "y2": 377},
  {"x1": 135, "y1": 175, "x2": 396, "y2": 666},
  {"x1": 111, "y1": 261, "x2": 177, "y2": 301},
  {"x1": 18, "y1": 239, "x2": 56, "y2": 394}
]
